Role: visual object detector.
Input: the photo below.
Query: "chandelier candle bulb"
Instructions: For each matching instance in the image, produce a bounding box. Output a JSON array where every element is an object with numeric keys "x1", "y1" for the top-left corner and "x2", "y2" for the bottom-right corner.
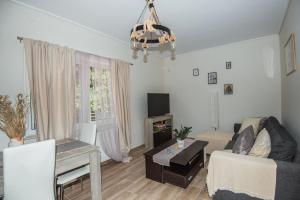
[
  {"x1": 132, "y1": 50, "x2": 138, "y2": 59},
  {"x1": 143, "y1": 48, "x2": 148, "y2": 56},
  {"x1": 171, "y1": 41, "x2": 176, "y2": 49},
  {"x1": 132, "y1": 40, "x2": 137, "y2": 48}
]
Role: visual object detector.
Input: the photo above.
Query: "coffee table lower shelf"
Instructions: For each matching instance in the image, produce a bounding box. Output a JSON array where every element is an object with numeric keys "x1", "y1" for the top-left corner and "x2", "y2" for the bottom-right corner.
[{"x1": 163, "y1": 160, "x2": 204, "y2": 188}]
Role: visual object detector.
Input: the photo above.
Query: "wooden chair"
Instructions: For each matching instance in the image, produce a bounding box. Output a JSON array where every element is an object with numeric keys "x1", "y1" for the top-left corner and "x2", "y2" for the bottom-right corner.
[{"x1": 56, "y1": 123, "x2": 97, "y2": 200}]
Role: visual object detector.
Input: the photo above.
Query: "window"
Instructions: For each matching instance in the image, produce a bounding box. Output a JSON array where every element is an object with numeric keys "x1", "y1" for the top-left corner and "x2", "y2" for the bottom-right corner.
[
  {"x1": 89, "y1": 66, "x2": 113, "y2": 121},
  {"x1": 75, "y1": 65, "x2": 113, "y2": 122}
]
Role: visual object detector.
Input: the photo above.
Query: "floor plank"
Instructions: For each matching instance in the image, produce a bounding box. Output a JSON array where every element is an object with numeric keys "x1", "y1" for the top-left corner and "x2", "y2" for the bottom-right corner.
[{"x1": 64, "y1": 147, "x2": 212, "y2": 200}]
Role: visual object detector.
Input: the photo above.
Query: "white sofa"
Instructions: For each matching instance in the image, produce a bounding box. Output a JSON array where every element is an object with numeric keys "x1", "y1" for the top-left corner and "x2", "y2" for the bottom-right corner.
[
  {"x1": 206, "y1": 118, "x2": 300, "y2": 200},
  {"x1": 207, "y1": 150, "x2": 277, "y2": 200}
]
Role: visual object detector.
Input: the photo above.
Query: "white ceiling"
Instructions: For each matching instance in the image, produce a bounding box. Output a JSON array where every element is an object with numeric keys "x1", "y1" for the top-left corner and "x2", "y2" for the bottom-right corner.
[{"x1": 15, "y1": 0, "x2": 289, "y2": 54}]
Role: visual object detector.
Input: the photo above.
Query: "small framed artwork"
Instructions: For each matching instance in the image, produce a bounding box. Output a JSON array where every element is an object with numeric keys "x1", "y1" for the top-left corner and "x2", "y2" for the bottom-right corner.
[
  {"x1": 193, "y1": 68, "x2": 199, "y2": 76},
  {"x1": 208, "y1": 72, "x2": 217, "y2": 84},
  {"x1": 284, "y1": 33, "x2": 297, "y2": 75},
  {"x1": 224, "y1": 84, "x2": 233, "y2": 95},
  {"x1": 226, "y1": 62, "x2": 232, "y2": 69}
]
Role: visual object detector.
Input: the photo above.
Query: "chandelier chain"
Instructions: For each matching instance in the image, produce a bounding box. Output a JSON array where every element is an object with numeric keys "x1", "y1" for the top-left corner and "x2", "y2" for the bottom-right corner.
[
  {"x1": 151, "y1": 5, "x2": 160, "y2": 24},
  {"x1": 136, "y1": 3, "x2": 148, "y2": 24}
]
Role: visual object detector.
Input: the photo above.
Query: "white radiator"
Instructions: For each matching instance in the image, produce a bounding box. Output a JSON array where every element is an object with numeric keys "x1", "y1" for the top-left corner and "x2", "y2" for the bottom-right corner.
[{"x1": 210, "y1": 91, "x2": 219, "y2": 130}]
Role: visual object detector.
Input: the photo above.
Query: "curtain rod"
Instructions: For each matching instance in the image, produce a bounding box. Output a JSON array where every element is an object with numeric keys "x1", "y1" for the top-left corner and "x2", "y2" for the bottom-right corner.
[{"x1": 17, "y1": 36, "x2": 134, "y2": 66}]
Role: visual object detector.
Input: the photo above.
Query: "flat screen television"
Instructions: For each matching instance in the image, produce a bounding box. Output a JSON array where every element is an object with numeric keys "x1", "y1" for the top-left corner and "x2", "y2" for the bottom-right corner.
[{"x1": 147, "y1": 93, "x2": 170, "y2": 117}]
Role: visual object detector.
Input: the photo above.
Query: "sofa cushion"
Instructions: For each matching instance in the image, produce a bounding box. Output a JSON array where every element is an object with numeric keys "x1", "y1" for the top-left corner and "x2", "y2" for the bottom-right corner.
[
  {"x1": 232, "y1": 133, "x2": 239, "y2": 143},
  {"x1": 225, "y1": 141, "x2": 235, "y2": 150},
  {"x1": 257, "y1": 117, "x2": 268, "y2": 133},
  {"x1": 213, "y1": 190, "x2": 262, "y2": 200},
  {"x1": 239, "y1": 118, "x2": 262, "y2": 136},
  {"x1": 233, "y1": 126, "x2": 255, "y2": 155},
  {"x1": 234, "y1": 123, "x2": 242, "y2": 134},
  {"x1": 293, "y1": 153, "x2": 300, "y2": 163},
  {"x1": 267, "y1": 116, "x2": 280, "y2": 125},
  {"x1": 264, "y1": 117, "x2": 297, "y2": 161},
  {"x1": 249, "y1": 128, "x2": 271, "y2": 158}
]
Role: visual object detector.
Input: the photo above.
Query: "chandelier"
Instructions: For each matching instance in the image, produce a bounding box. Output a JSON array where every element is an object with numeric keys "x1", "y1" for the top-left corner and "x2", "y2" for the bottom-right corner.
[{"x1": 130, "y1": 0, "x2": 176, "y2": 60}]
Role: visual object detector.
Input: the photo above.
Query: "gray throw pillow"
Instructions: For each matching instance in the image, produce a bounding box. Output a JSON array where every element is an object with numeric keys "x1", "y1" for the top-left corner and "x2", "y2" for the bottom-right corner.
[
  {"x1": 293, "y1": 153, "x2": 300, "y2": 164},
  {"x1": 257, "y1": 117, "x2": 268, "y2": 133},
  {"x1": 232, "y1": 126, "x2": 255, "y2": 155}
]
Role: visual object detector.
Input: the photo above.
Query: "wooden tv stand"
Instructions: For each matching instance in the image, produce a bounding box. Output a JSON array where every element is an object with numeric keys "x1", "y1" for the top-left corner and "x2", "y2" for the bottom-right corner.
[
  {"x1": 144, "y1": 114, "x2": 173, "y2": 149},
  {"x1": 144, "y1": 139, "x2": 208, "y2": 188}
]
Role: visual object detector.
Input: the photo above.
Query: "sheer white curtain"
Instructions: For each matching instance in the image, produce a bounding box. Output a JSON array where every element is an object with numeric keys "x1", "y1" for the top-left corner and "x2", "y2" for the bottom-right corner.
[
  {"x1": 75, "y1": 53, "x2": 91, "y2": 132},
  {"x1": 75, "y1": 52, "x2": 123, "y2": 161}
]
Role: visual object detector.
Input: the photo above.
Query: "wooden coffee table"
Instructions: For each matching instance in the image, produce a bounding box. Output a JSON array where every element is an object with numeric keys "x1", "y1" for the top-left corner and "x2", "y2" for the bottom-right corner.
[{"x1": 144, "y1": 139, "x2": 208, "y2": 188}]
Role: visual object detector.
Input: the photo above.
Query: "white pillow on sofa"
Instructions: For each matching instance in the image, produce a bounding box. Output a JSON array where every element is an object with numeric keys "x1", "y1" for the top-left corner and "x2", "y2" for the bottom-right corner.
[
  {"x1": 249, "y1": 128, "x2": 271, "y2": 158},
  {"x1": 239, "y1": 117, "x2": 262, "y2": 136}
]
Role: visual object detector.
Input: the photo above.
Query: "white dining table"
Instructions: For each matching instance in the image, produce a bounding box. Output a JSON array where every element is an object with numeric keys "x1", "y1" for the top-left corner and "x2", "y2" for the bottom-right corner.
[{"x1": 0, "y1": 138, "x2": 102, "y2": 200}]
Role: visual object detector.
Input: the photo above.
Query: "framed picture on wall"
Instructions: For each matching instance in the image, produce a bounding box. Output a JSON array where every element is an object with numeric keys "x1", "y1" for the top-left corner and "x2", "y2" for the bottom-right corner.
[
  {"x1": 193, "y1": 68, "x2": 199, "y2": 76},
  {"x1": 226, "y1": 62, "x2": 232, "y2": 69},
  {"x1": 208, "y1": 72, "x2": 217, "y2": 84},
  {"x1": 284, "y1": 33, "x2": 297, "y2": 75},
  {"x1": 224, "y1": 84, "x2": 233, "y2": 95}
]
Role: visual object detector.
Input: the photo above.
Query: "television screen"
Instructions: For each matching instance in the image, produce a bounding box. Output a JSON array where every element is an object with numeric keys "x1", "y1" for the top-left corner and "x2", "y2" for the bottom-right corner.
[{"x1": 147, "y1": 93, "x2": 170, "y2": 117}]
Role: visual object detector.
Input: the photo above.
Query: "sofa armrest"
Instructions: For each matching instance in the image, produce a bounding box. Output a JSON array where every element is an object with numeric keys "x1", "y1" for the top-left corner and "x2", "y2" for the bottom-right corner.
[
  {"x1": 234, "y1": 123, "x2": 241, "y2": 133},
  {"x1": 275, "y1": 160, "x2": 300, "y2": 200},
  {"x1": 209, "y1": 150, "x2": 276, "y2": 171},
  {"x1": 207, "y1": 151, "x2": 276, "y2": 199},
  {"x1": 208, "y1": 151, "x2": 300, "y2": 200}
]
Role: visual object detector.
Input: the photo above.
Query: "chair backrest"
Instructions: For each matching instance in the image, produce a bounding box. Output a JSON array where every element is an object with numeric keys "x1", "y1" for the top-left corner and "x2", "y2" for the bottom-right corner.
[
  {"x1": 79, "y1": 123, "x2": 97, "y2": 145},
  {"x1": 0, "y1": 132, "x2": 9, "y2": 151},
  {"x1": 3, "y1": 140, "x2": 56, "y2": 200}
]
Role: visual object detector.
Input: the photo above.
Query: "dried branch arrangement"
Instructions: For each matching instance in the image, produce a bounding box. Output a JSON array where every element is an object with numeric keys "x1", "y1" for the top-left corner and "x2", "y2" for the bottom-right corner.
[{"x1": 0, "y1": 94, "x2": 29, "y2": 140}]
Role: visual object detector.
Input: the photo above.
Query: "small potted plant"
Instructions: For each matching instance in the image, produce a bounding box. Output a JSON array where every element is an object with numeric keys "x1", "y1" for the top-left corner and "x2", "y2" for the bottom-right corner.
[
  {"x1": 174, "y1": 125, "x2": 192, "y2": 148},
  {"x1": 0, "y1": 94, "x2": 28, "y2": 147}
]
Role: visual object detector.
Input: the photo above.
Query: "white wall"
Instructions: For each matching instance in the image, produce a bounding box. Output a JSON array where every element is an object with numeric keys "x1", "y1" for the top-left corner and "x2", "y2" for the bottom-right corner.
[
  {"x1": 0, "y1": 0, "x2": 164, "y2": 160},
  {"x1": 163, "y1": 35, "x2": 282, "y2": 136},
  {"x1": 0, "y1": 0, "x2": 287, "y2": 159},
  {"x1": 279, "y1": 0, "x2": 300, "y2": 150}
]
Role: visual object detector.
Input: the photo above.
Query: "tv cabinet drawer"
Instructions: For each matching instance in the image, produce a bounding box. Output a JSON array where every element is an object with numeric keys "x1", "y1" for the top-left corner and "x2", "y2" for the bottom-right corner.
[{"x1": 153, "y1": 128, "x2": 172, "y2": 147}]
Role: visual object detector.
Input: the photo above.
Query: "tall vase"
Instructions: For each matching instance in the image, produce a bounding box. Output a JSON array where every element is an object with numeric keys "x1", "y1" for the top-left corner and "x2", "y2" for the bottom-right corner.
[{"x1": 8, "y1": 138, "x2": 24, "y2": 147}]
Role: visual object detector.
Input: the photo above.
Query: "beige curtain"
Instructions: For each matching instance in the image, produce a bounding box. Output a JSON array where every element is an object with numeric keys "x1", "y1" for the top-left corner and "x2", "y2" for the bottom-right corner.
[
  {"x1": 111, "y1": 60, "x2": 132, "y2": 160},
  {"x1": 24, "y1": 39, "x2": 76, "y2": 140}
]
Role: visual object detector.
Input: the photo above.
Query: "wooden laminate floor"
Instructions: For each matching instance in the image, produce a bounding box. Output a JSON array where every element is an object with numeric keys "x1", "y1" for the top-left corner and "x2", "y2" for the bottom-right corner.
[{"x1": 64, "y1": 146, "x2": 211, "y2": 200}]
